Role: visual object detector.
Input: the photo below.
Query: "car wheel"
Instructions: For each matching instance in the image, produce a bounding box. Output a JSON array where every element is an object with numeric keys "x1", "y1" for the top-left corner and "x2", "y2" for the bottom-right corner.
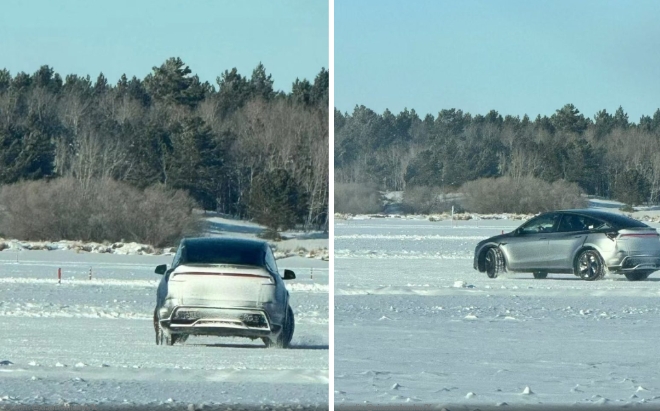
[
  {"x1": 624, "y1": 271, "x2": 651, "y2": 281},
  {"x1": 155, "y1": 318, "x2": 175, "y2": 346},
  {"x1": 533, "y1": 271, "x2": 548, "y2": 279},
  {"x1": 154, "y1": 309, "x2": 160, "y2": 345},
  {"x1": 264, "y1": 306, "x2": 295, "y2": 349},
  {"x1": 156, "y1": 326, "x2": 174, "y2": 346},
  {"x1": 575, "y1": 249, "x2": 605, "y2": 281},
  {"x1": 484, "y1": 247, "x2": 503, "y2": 278},
  {"x1": 161, "y1": 330, "x2": 178, "y2": 346}
]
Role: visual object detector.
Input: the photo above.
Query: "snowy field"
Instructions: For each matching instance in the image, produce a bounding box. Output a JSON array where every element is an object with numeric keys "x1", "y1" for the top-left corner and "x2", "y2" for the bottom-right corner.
[
  {"x1": 0, "y1": 220, "x2": 329, "y2": 410},
  {"x1": 335, "y1": 216, "x2": 660, "y2": 409}
]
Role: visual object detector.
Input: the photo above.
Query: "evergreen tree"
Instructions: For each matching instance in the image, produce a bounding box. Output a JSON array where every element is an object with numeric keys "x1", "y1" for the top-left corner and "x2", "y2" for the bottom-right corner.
[
  {"x1": 310, "y1": 67, "x2": 329, "y2": 106},
  {"x1": 249, "y1": 62, "x2": 274, "y2": 101},
  {"x1": 145, "y1": 57, "x2": 204, "y2": 107},
  {"x1": 249, "y1": 168, "x2": 306, "y2": 231},
  {"x1": 216, "y1": 68, "x2": 251, "y2": 117}
]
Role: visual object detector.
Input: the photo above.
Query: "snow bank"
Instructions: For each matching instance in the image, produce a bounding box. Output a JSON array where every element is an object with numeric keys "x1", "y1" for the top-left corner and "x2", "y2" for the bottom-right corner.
[
  {"x1": 338, "y1": 193, "x2": 660, "y2": 224},
  {"x1": 336, "y1": 212, "x2": 535, "y2": 221},
  {"x1": 0, "y1": 238, "x2": 328, "y2": 260},
  {"x1": 0, "y1": 214, "x2": 329, "y2": 261},
  {"x1": 0, "y1": 239, "x2": 175, "y2": 256},
  {"x1": 337, "y1": 210, "x2": 660, "y2": 224}
]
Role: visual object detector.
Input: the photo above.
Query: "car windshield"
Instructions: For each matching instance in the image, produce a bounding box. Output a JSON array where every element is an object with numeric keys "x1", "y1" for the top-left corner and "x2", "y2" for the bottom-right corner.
[{"x1": 181, "y1": 241, "x2": 264, "y2": 267}]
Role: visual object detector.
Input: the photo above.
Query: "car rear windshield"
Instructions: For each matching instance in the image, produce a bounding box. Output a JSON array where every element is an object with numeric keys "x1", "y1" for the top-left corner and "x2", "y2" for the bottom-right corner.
[{"x1": 182, "y1": 241, "x2": 264, "y2": 266}]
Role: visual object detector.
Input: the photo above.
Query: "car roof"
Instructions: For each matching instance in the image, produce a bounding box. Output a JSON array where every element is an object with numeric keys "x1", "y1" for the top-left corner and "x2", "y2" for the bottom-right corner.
[{"x1": 545, "y1": 209, "x2": 648, "y2": 228}]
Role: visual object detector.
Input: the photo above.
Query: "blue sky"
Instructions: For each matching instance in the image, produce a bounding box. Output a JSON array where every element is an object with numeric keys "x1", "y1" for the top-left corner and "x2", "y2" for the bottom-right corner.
[
  {"x1": 335, "y1": 0, "x2": 660, "y2": 122},
  {"x1": 0, "y1": 0, "x2": 328, "y2": 91}
]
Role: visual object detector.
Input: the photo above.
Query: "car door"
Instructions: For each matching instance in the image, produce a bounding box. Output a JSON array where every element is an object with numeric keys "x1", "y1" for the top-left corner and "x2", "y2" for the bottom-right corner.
[
  {"x1": 544, "y1": 213, "x2": 590, "y2": 270},
  {"x1": 503, "y1": 213, "x2": 561, "y2": 271}
]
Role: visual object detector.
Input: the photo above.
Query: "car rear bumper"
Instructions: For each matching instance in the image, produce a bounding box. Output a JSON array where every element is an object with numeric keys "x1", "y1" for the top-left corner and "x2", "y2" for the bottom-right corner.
[
  {"x1": 159, "y1": 306, "x2": 275, "y2": 338},
  {"x1": 606, "y1": 254, "x2": 660, "y2": 273}
]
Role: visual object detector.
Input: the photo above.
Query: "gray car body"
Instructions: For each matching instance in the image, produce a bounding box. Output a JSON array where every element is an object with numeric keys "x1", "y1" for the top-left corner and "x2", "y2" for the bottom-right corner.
[{"x1": 474, "y1": 209, "x2": 660, "y2": 276}]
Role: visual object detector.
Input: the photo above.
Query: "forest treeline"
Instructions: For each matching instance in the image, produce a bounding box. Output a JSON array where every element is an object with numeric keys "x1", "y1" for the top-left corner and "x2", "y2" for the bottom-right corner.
[
  {"x1": 335, "y1": 104, "x2": 660, "y2": 206},
  {"x1": 0, "y1": 58, "x2": 329, "y2": 231}
]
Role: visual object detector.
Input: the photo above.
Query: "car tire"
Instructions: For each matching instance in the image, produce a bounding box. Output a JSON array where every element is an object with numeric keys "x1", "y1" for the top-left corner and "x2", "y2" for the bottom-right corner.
[
  {"x1": 153, "y1": 309, "x2": 160, "y2": 345},
  {"x1": 575, "y1": 249, "x2": 605, "y2": 281},
  {"x1": 533, "y1": 271, "x2": 548, "y2": 279},
  {"x1": 264, "y1": 306, "x2": 295, "y2": 349},
  {"x1": 161, "y1": 330, "x2": 179, "y2": 346},
  {"x1": 624, "y1": 271, "x2": 651, "y2": 281},
  {"x1": 484, "y1": 247, "x2": 503, "y2": 278},
  {"x1": 154, "y1": 312, "x2": 176, "y2": 346},
  {"x1": 156, "y1": 326, "x2": 175, "y2": 346}
]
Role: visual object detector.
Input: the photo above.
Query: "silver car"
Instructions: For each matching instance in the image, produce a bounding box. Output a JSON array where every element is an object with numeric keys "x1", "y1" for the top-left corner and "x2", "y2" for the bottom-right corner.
[
  {"x1": 153, "y1": 237, "x2": 296, "y2": 347},
  {"x1": 474, "y1": 209, "x2": 660, "y2": 281}
]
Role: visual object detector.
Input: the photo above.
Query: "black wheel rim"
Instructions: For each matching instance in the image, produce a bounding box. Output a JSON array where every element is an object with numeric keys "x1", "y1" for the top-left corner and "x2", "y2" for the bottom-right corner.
[{"x1": 578, "y1": 251, "x2": 601, "y2": 280}]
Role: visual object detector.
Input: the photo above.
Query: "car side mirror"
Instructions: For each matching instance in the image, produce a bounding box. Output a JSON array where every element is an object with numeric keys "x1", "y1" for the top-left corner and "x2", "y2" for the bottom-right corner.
[
  {"x1": 155, "y1": 264, "x2": 167, "y2": 275},
  {"x1": 283, "y1": 269, "x2": 296, "y2": 280}
]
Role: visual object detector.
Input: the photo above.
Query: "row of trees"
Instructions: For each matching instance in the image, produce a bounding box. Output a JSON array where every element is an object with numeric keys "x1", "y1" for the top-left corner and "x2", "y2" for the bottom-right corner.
[
  {"x1": 0, "y1": 59, "x2": 329, "y2": 231},
  {"x1": 335, "y1": 104, "x2": 660, "y2": 205}
]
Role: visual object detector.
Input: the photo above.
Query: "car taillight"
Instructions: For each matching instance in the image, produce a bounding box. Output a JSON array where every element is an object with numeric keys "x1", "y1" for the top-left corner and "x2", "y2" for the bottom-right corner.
[{"x1": 605, "y1": 231, "x2": 619, "y2": 241}]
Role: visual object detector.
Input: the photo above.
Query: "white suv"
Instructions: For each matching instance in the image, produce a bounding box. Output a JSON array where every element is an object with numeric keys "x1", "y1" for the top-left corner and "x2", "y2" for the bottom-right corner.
[{"x1": 153, "y1": 237, "x2": 296, "y2": 347}]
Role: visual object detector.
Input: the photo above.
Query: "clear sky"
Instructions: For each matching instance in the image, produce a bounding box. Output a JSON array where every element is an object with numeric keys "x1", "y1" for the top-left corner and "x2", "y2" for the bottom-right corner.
[
  {"x1": 0, "y1": 0, "x2": 328, "y2": 91},
  {"x1": 335, "y1": 0, "x2": 660, "y2": 122}
]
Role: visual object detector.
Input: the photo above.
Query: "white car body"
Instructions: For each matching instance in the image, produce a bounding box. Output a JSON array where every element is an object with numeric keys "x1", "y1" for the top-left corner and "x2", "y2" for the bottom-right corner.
[{"x1": 154, "y1": 237, "x2": 295, "y2": 347}]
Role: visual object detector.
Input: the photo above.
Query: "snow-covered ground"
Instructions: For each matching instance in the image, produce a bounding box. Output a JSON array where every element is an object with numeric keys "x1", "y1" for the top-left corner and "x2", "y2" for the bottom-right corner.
[
  {"x1": 335, "y1": 217, "x2": 660, "y2": 408},
  {"x1": 0, "y1": 218, "x2": 329, "y2": 409}
]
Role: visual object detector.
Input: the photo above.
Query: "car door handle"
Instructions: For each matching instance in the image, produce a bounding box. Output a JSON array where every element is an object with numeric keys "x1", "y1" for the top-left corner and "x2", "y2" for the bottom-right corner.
[
  {"x1": 539, "y1": 237, "x2": 546, "y2": 240},
  {"x1": 574, "y1": 235, "x2": 583, "y2": 238}
]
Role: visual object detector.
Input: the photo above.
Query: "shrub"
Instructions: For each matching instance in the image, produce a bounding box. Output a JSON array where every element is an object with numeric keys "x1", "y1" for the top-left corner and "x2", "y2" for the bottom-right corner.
[
  {"x1": 0, "y1": 178, "x2": 198, "y2": 247},
  {"x1": 258, "y1": 228, "x2": 283, "y2": 241},
  {"x1": 461, "y1": 176, "x2": 586, "y2": 214},
  {"x1": 334, "y1": 183, "x2": 382, "y2": 214},
  {"x1": 619, "y1": 204, "x2": 635, "y2": 213},
  {"x1": 401, "y1": 186, "x2": 461, "y2": 214}
]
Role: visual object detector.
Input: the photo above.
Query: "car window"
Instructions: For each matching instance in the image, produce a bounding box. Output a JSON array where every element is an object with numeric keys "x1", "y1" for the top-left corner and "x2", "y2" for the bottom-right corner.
[
  {"x1": 597, "y1": 213, "x2": 648, "y2": 229},
  {"x1": 557, "y1": 214, "x2": 588, "y2": 232},
  {"x1": 581, "y1": 216, "x2": 609, "y2": 230},
  {"x1": 558, "y1": 214, "x2": 611, "y2": 232},
  {"x1": 171, "y1": 242, "x2": 184, "y2": 268},
  {"x1": 519, "y1": 213, "x2": 560, "y2": 234}
]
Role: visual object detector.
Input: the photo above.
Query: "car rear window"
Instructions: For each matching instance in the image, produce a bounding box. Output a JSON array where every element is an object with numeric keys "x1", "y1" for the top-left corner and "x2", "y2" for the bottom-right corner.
[
  {"x1": 591, "y1": 213, "x2": 649, "y2": 229},
  {"x1": 182, "y1": 241, "x2": 264, "y2": 266}
]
